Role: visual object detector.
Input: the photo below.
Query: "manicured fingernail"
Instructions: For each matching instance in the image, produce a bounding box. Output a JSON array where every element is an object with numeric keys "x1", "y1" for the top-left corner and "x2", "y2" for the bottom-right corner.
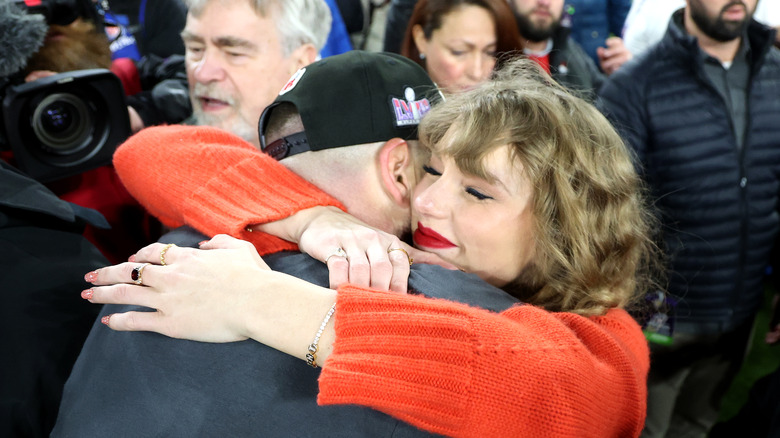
[
  {"x1": 85, "y1": 271, "x2": 98, "y2": 282},
  {"x1": 101, "y1": 315, "x2": 111, "y2": 325},
  {"x1": 198, "y1": 240, "x2": 208, "y2": 247},
  {"x1": 81, "y1": 289, "x2": 94, "y2": 300},
  {"x1": 128, "y1": 254, "x2": 136, "y2": 262}
]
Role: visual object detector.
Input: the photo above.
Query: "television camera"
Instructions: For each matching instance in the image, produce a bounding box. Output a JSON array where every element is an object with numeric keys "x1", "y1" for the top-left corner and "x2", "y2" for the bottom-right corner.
[{"x1": 0, "y1": 0, "x2": 130, "y2": 182}]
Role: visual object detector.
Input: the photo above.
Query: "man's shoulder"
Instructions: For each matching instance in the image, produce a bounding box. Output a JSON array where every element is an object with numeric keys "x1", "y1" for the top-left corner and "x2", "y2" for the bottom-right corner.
[
  {"x1": 762, "y1": 45, "x2": 780, "y2": 69},
  {"x1": 55, "y1": 301, "x2": 436, "y2": 436},
  {"x1": 267, "y1": 254, "x2": 522, "y2": 314},
  {"x1": 409, "y1": 264, "x2": 520, "y2": 312},
  {"x1": 550, "y1": 32, "x2": 590, "y2": 64},
  {"x1": 158, "y1": 225, "x2": 206, "y2": 247},
  {"x1": 601, "y1": 43, "x2": 678, "y2": 98},
  {"x1": 623, "y1": 41, "x2": 675, "y2": 76},
  {"x1": 265, "y1": 251, "x2": 331, "y2": 287}
]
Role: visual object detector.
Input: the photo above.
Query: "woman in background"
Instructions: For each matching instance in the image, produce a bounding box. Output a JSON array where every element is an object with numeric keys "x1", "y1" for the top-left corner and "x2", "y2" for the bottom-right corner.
[{"x1": 399, "y1": 0, "x2": 523, "y2": 93}]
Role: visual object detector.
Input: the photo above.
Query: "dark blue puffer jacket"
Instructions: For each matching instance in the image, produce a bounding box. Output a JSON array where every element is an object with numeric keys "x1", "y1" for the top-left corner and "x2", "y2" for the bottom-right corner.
[{"x1": 598, "y1": 12, "x2": 780, "y2": 335}]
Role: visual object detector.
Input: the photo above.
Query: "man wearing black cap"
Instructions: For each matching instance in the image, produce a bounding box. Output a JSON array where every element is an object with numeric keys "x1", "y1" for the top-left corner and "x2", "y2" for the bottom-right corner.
[
  {"x1": 252, "y1": 49, "x2": 439, "y2": 245},
  {"x1": 52, "y1": 51, "x2": 517, "y2": 437}
]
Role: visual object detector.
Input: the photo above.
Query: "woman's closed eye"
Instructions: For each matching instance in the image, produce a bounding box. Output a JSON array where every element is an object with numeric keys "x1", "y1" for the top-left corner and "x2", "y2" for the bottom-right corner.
[
  {"x1": 422, "y1": 164, "x2": 441, "y2": 176},
  {"x1": 466, "y1": 187, "x2": 492, "y2": 200},
  {"x1": 424, "y1": 164, "x2": 493, "y2": 200}
]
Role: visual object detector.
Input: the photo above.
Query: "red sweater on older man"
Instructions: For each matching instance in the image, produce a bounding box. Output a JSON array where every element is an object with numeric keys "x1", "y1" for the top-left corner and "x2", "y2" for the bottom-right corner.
[{"x1": 114, "y1": 125, "x2": 650, "y2": 438}]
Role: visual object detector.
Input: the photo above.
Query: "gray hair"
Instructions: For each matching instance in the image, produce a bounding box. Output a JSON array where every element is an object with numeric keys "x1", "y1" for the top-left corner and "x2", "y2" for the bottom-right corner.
[{"x1": 184, "y1": 0, "x2": 332, "y2": 56}]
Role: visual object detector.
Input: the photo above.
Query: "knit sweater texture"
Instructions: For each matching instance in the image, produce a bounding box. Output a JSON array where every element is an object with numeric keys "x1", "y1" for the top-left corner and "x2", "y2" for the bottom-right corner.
[
  {"x1": 114, "y1": 125, "x2": 344, "y2": 255},
  {"x1": 114, "y1": 125, "x2": 650, "y2": 437}
]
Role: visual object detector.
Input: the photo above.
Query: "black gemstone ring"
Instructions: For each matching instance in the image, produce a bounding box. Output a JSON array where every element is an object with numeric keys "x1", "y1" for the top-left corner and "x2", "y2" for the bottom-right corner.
[{"x1": 131, "y1": 263, "x2": 150, "y2": 285}]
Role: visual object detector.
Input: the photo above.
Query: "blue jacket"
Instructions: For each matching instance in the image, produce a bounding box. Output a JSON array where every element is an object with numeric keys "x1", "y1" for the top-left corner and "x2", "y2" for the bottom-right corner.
[
  {"x1": 598, "y1": 12, "x2": 780, "y2": 335},
  {"x1": 566, "y1": 0, "x2": 632, "y2": 67}
]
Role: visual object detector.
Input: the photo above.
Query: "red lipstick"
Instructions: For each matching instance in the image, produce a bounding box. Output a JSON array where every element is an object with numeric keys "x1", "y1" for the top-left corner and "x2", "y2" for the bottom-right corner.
[{"x1": 413, "y1": 222, "x2": 456, "y2": 249}]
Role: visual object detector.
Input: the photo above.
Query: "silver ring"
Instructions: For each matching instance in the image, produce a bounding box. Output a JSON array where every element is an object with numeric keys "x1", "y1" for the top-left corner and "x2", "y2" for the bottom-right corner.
[
  {"x1": 325, "y1": 247, "x2": 348, "y2": 264},
  {"x1": 131, "y1": 263, "x2": 150, "y2": 285}
]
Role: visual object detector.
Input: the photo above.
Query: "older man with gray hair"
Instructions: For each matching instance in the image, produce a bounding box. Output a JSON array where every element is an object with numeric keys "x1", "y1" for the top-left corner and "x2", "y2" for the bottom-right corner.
[{"x1": 181, "y1": 0, "x2": 331, "y2": 147}]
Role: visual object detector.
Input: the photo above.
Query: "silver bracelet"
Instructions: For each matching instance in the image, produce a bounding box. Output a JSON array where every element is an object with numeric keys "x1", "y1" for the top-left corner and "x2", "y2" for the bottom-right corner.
[{"x1": 306, "y1": 302, "x2": 337, "y2": 368}]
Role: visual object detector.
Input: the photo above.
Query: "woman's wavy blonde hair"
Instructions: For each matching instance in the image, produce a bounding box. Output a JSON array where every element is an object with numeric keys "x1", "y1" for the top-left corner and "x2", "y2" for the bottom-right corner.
[{"x1": 418, "y1": 58, "x2": 662, "y2": 316}]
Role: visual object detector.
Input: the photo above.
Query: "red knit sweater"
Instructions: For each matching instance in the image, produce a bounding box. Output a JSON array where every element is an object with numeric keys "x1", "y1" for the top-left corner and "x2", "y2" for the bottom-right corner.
[{"x1": 114, "y1": 125, "x2": 650, "y2": 438}]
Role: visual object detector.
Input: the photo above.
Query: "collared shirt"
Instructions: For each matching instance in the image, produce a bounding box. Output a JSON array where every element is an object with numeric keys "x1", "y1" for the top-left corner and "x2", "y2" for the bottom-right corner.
[{"x1": 700, "y1": 37, "x2": 751, "y2": 150}]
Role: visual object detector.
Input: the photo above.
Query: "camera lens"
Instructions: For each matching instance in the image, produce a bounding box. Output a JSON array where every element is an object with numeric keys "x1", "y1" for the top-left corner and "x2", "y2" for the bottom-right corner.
[
  {"x1": 41, "y1": 101, "x2": 79, "y2": 132},
  {"x1": 32, "y1": 93, "x2": 92, "y2": 154}
]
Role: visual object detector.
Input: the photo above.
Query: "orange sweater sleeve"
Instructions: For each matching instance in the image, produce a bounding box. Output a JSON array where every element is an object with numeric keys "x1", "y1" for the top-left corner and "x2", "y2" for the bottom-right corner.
[
  {"x1": 319, "y1": 286, "x2": 650, "y2": 438},
  {"x1": 112, "y1": 125, "x2": 345, "y2": 255}
]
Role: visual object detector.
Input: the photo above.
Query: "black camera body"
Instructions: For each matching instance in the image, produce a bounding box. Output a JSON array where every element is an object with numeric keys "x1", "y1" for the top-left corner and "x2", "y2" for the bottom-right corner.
[{"x1": 0, "y1": 69, "x2": 130, "y2": 182}]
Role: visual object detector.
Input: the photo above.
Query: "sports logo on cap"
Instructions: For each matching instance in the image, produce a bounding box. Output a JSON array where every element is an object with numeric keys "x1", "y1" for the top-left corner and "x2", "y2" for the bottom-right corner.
[
  {"x1": 391, "y1": 87, "x2": 431, "y2": 127},
  {"x1": 279, "y1": 68, "x2": 306, "y2": 96}
]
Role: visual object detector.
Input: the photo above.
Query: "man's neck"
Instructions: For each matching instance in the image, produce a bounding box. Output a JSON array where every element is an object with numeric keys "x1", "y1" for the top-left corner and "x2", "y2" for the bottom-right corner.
[
  {"x1": 523, "y1": 38, "x2": 551, "y2": 53},
  {"x1": 697, "y1": 34, "x2": 742, "y2": 64}
]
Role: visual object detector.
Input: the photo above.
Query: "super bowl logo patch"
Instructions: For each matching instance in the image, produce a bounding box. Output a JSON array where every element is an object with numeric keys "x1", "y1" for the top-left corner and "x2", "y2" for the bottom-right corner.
[
  {"x1": 280, "y1": 68, "x2": 306, "y2": 95},
  {"x1": 105, "y1": 25, "x2": 121, "y2": 41},
  {"x1": 391, "y1": 87, "x2": 431, "y2": 127}
]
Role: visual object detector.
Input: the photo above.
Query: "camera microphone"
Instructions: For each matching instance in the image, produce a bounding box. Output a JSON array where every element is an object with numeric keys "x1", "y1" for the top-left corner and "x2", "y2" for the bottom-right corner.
[{"x1": 0, "y1": 1, "x2": 49, "y2": 79}]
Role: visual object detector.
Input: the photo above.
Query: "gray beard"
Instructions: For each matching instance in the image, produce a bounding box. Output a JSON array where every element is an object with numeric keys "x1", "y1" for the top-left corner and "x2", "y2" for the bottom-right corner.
[{"x1": 192, "y1": 107, "x2": 257, "y2": 145}]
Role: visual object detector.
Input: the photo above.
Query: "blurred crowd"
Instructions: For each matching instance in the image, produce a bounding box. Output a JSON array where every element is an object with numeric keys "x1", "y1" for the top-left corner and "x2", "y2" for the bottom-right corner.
[{"x1": 1, "y1": 0, "x2": 779, "y2": 437}]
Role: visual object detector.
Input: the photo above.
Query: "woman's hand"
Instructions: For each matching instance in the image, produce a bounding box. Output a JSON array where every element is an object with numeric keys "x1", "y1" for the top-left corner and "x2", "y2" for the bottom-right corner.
[
  {"x1": 254, "y1": 206, "x2": 454, "y2": 293},
  {"x1": 83, "y1": 235, "x2": 271, "y2": 342},
  {"x1": 85, "y1": 235, "x2": 339, "y2": 362}
]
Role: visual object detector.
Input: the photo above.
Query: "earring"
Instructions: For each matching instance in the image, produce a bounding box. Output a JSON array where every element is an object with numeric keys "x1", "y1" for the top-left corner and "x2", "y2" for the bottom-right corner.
[{"x1": 419, "y1": 53, "x2": 426, "y2": 60}]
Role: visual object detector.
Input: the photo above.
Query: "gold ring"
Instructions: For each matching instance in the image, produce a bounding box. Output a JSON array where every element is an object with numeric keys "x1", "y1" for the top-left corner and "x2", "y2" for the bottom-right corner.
[
  {"x1": 160, "y1": 243, "x2": 176, "y2": 266},
  {"x1": 387, "y1": 247, "x2": 413, "y2": 266},
  {"x1": 131, "y1": 263, "x2": 150, "y2": 285},
  {"x1": 325, "y1": 247, "x2": 348, "y2": 263}
]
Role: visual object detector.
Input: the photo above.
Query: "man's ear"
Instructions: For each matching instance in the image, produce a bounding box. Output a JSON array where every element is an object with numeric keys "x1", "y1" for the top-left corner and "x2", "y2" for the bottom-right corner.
[
  {"x1": 378, "y1": 138, "x2": 414, "y2": 206},
  {"x1": 288, "y1": 43, "x2": 318, "y2": 75}
]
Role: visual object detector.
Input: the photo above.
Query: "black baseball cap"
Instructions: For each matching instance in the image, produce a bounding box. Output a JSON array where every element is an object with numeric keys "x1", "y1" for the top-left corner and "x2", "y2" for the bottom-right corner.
[{"x1": 259, "y1": 50, "x2": 442, "y2": 160}]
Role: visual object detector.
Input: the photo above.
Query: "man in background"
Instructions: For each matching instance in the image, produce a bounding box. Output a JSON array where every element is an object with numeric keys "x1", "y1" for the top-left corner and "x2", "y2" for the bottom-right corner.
[
  {"x1": 508, "y1": 0, "x2": 608, "y2": 96},
  {"x1": 180, "y1": 0, "x2": 331, "y2": 147},
  {"x1": 599, "y1": 0, "x2": 780, "y2": 436}
]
